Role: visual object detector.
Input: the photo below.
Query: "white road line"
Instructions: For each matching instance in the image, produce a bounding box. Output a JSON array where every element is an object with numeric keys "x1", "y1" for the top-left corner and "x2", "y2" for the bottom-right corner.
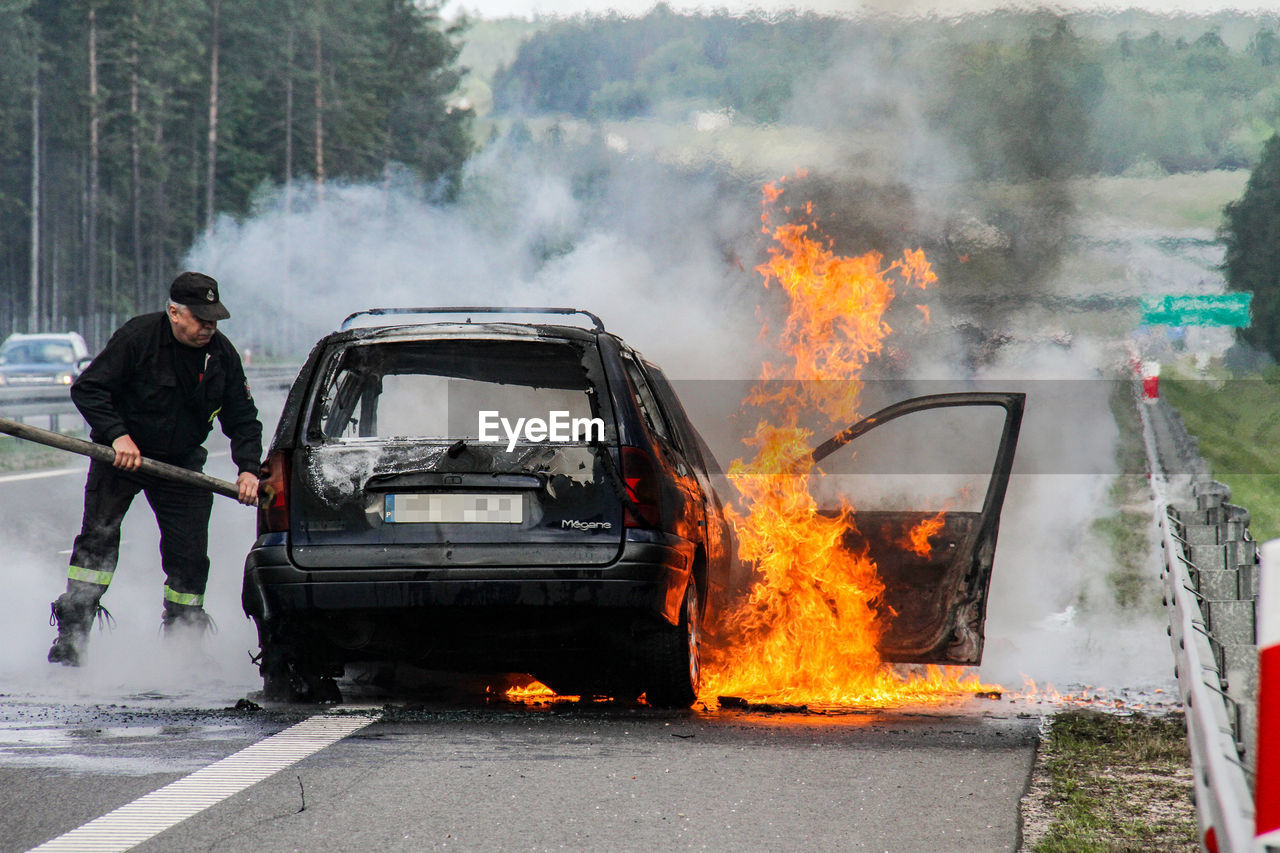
[{"x1": 28, "y1": 712, "x2": 379, "y2": 852}]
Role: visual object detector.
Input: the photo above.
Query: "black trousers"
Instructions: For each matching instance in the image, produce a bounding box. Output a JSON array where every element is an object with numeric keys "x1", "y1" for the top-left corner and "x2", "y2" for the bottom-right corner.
[{"x1": 65, "y1": 458, "x2": 214, "y2": 613}]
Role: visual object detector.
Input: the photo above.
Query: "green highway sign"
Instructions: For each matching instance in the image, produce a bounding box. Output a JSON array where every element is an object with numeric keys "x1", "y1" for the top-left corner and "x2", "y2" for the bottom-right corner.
[{"x1": 1140, "y1": 293, "x2": 1252, "y2": 327}]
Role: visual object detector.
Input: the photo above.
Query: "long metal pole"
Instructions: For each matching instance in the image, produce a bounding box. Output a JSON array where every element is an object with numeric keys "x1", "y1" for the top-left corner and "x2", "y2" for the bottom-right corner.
[{"x1": 0, "y1": 415, "x2": 243, "y2": 501}]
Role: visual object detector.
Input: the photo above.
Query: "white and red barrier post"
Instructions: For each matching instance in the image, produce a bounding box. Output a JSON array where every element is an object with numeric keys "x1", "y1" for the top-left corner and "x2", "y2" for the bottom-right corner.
[
  {"x1": 1258, "y1": 541, "x2": 1280, "y2": 848},
  {"x1": 1141, "y1": 359, "x2": 1161, "y2": 404}
]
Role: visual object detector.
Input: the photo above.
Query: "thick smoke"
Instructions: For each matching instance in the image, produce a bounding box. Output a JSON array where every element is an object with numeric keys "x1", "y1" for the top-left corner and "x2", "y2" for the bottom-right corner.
[
  {"x1": 0, "y1": 442, "x2": 272, "y2": 706},
  {"x1": 187, "y1": 143, "x2": 764, "y2": 379},
  {"x1": 190, "y1": 130, "x2": 1174, "y2": 697},
  {"x1": 1, "y1": 9, "x2": 1190, "y2": 707},
  {"x1": 974, "y1": 349, "x2": 1171, "y2": 691},
  {"x1": 779, "y1": 16, "x2": 1174, "y2": 692}
]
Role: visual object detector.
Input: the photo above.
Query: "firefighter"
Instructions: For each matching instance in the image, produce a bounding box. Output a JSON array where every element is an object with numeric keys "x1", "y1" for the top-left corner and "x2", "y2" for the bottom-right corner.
[{"x1": 47, "y1": 271, "x2": 263, "y2": 666}]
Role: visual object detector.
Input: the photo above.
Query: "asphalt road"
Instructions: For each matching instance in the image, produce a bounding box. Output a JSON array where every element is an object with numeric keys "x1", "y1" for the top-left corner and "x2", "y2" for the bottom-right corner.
[
  {"x1": 0, "y1": 697, "x2": 1039, "y2": 853},
  {"x1": 0, "y1": 390, "x2": 1041, "y2": 852}
]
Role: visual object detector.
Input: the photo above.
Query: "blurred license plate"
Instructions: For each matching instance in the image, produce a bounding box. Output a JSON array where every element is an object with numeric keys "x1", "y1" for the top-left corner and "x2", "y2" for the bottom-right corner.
[{"x1": 384, "y1": 493, "x2": 523, "y2": 524}]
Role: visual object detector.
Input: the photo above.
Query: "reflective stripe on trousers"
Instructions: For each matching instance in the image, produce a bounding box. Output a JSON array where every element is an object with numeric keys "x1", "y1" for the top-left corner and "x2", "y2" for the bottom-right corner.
[
  {"x1": 163, "y1": 586, "x2": 205, "y2": 608},
  {"x1": 67, "y1": 565, "x2": 113, "y2": 587}
]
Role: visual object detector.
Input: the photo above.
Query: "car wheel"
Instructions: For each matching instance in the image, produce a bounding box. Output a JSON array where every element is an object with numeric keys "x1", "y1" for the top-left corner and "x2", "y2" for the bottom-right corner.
[
  {"x1": 261, "y1": 659, "x2": 292, "y2": 702},
  {"x1": 302, "y1": 673, "x2": 342, "y2": 705},
  {"x1": 641, "y1": 578, "x2": 701, "y2": 708},
  {"x1": 263, "y1": 660, "x2": 342, "y2": 705},
  {"x1": 259, "y1": 635, "x2": 342, "y2": 705}
]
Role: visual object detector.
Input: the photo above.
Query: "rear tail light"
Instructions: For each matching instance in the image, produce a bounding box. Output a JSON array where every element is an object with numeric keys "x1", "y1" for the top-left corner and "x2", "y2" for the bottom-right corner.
[
  {"x1": 258, "y1": 450, "x2": 291, "y2": 535},
  {"x1": 621, "y1": 445, "x2": 661, "y2": 528}
]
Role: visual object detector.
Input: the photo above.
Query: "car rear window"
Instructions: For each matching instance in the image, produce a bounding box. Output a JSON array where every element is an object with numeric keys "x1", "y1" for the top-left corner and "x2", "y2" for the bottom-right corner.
[{"x1": 309, "y1": 338, "x2": 603, "y2": 442}]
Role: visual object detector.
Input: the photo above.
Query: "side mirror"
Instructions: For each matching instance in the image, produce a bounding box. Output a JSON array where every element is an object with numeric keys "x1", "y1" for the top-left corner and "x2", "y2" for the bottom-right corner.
[{"x1": 76, "y1": 358, "x2": 93, "y2": 373}]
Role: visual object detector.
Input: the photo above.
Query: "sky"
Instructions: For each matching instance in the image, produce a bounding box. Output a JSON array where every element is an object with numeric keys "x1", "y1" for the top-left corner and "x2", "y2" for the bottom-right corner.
[{"x1": 446, "y1": 0, "x2": 1277, "y2": 19}]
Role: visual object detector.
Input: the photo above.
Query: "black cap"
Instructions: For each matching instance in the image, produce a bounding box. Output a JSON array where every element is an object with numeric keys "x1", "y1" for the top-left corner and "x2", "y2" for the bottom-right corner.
[{"x1": 170, "y1": 271, "x2": 230, "y2": 321}]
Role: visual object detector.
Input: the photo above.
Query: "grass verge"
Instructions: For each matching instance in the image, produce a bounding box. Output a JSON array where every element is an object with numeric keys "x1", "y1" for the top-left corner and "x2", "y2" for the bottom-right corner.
[
  {"x1": 1091, "y1": 381, "x2": 1161, "y2": 611},
  {"x1": 1074, "y1": 171, "x2": 1247, "y2": 231},
  {"x1": 1161, "y1": 370, "x2": 1280, "y2": 542},
  {"x1": 1092, "y1": 485, "x2": 1156, "y2": 610},
  {"x1": 1021, "y1": 710, "x2": 1197, "y2": 852},
  {"x1": 0, "y1": 435, "x2": 76, "y2": 473}
]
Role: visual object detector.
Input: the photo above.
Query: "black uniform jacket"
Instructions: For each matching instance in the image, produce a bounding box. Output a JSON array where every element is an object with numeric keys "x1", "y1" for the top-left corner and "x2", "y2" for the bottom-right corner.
[{"x1": 71, "y1": 312, "x2": 263, "y2": 474}]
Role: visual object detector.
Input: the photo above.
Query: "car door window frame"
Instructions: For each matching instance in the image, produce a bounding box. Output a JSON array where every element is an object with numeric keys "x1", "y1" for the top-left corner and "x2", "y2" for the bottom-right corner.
[
  {"x1": 621, "y1": 353, "x2": 677, "y2": 447},
  {"x1": 810, "y1": 391, "x2": 1025, "y2": 552}
]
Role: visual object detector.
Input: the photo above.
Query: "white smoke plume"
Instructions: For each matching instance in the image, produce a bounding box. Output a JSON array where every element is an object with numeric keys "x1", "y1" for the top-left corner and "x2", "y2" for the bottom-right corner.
[
  {"x1": 189, "y1": 138, "x2": 1174, "y2": 700},
  {"x1": 974, "y1": 345, "x2": 1173, "y2": 694},
  {"x1": 0, "y1": 441, "x2": 273, "y2": 707},
  {"x1": 1, "y1": 30, "x2": 1186, "y2": 709},
  {"x1": 187, "y1": 144, "x2": 765, "y2": 380}
]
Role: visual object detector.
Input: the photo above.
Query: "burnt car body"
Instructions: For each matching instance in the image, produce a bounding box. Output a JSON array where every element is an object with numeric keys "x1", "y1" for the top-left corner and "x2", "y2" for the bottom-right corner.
[
  {"x1": 243, "y1": 307, "x2": 1024, "y2": 705},
  {"x1": 810, "y1": 392, "x2": 1025, "y2": 665},
  {"x1": 243, "y1": 307, "x2": 738, "y2": 705}
]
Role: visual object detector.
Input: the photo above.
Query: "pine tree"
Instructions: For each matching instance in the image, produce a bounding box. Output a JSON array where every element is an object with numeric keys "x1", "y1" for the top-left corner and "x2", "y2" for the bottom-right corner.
[
  {"x1": 1222, "y1": 133, "x2": 1280, "y2": 360},
  {"x1": 0, "y1": 0, "x2": 471, "y2": 343}
]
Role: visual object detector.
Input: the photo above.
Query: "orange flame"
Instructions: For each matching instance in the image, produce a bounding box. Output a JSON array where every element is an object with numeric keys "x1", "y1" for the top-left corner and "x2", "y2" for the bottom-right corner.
[
  {"x1": 700, "y1": 176, "x2": 987, "y2": 707},
  {"x1": 902, "y1": 511, "x2": 946, "y2": 558},
  {"x1": 503, "y1": 679, "x2": 558, "y2": 700},
  {"x1": 501, "y1": 679, "x2": 577, "y2": 704},
  {"x1": 745, "y1": 189, "x2": 935, "y2": 425}
]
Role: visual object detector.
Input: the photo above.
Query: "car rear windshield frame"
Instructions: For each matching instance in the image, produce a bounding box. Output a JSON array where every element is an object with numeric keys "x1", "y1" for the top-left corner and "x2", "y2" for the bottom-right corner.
[{"x1": 302, "y1": 335, "x2": 616, "y2": 445}]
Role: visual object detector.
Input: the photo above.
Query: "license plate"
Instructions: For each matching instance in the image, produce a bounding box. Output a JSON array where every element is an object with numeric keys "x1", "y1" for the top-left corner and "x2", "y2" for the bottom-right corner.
[{"x1": 384, "y1": 493, "x2": 523, "y2": 524}]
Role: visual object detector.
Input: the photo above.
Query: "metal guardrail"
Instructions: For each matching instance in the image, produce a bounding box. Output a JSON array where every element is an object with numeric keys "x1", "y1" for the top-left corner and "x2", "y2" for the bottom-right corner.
[
  {"x1": 0, "y1": 386, "x2": 84, "y2": 431},
  {"x1": 1139, "y1": 386, "x2": 1273, "y2": 852},
  {"x1": 0, "y1": 366, "x2": 298, "y2": 431},
  {"x1": 0, "y1": 386, "x2": 78, "y2": 406},
  {"x1": 1160, "y1": 499, "x2": 1257, "y2": 852}
]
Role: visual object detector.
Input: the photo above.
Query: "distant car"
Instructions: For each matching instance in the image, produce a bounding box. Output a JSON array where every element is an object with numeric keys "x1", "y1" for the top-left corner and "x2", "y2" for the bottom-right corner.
[
  {"x1": 243, "y1": 307, "x2": 741, "y2": 706},
  {"x1": 0, "y1": 333, "x2": 91, "y2": 387}
]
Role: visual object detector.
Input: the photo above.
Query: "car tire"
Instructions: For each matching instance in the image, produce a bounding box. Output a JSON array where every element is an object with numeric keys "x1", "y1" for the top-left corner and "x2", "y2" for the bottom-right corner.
[
  {"x1": 259, "y1": 638, "x2": 342, "y2": 705},
  {"x1": 640, "y1": 578, "x2": 701, "y2": 708},
  {"x1": 263, "y1": 661, "x2": 342, "y2": 705}
]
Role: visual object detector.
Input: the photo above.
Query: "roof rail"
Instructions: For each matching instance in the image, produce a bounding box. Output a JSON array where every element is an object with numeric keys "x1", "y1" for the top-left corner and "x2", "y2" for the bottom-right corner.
[{"x1": 338, "y1": 306, "x2": 607, "y2": 332}]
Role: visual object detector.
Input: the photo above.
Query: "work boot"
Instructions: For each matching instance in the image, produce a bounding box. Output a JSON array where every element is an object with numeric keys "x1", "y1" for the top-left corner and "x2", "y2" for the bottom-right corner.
[
  {"x1": 47, "y1": 595, "x2": 111, "y2": 667},
  {"x1": 161, "y1": 605, "x2": 219, "y2": 672},
  {"x1": 161, "y1": 604, "x2": 217, "y2": 640}
]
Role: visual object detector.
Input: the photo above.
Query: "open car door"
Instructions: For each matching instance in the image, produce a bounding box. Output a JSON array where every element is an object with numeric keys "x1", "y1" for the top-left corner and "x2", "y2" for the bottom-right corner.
[{"x1": 809, "y1": 392, "x2": 1025, "y2": 665}]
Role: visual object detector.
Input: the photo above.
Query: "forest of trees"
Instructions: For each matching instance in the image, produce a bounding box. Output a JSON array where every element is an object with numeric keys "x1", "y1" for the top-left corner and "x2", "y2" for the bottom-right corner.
[
  {"x1": 1223, "y1": 133, "x2": 1280, "y2": 361},
  {"x1": 6, "y1": 4, "x2": 1280, "y2": 352},
  {"x1": 492, "y1": 9, "x2": 842, "y2": 124},
  {"x1": 492, "y1": 8, "x2": 1280, "y2": 181},
  {"x1": 0, "y1": 0, "x2": 472, "y2": 347}
]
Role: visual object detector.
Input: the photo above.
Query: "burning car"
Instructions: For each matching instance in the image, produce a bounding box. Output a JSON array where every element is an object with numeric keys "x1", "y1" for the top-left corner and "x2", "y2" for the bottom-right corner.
[
  {"x1": 243, "y1": 307, "x2": 740, "y2": 705},
  {"x1": 242, "y1": 306, "x2": 1024, "y2": 706}
]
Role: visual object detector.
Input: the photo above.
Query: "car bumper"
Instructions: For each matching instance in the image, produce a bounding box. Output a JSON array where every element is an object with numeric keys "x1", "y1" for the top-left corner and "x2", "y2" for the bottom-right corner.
[{"x1": 242, "y1": 532, "x2": 694, "y2": 627}]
